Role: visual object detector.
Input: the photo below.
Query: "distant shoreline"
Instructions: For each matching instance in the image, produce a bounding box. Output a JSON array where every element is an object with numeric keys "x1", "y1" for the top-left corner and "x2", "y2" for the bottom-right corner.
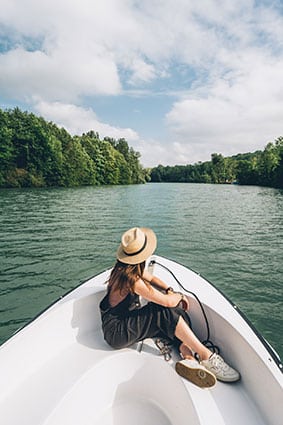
[{"x1": 1, "y1": 107, "x2": 282, "y2": 190}]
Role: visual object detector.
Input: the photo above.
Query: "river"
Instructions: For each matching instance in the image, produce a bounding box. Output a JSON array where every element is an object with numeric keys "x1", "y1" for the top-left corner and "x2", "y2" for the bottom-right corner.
[{"x1": 0, "y1": 183, "x2": 282, "y2": 359}]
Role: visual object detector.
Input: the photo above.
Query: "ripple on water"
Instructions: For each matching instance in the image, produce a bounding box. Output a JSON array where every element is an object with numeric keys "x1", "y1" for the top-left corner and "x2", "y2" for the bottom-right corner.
[{"x1": 0, "y1": 184, "x2": 282, "y2": 360}]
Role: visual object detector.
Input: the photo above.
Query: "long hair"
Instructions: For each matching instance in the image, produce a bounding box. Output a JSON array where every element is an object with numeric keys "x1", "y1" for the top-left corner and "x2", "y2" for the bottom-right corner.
[{"x1": 108, "y1": 260, "x2": 146, "y2": 294}]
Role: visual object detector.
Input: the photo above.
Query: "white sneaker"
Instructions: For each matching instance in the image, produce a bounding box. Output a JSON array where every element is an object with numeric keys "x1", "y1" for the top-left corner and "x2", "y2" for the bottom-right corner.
[
  {"x1": 201, "y1": 353, "x2": 240, "y2": 382},
  {"x1": 175, "y1": 359, "x2": 217, "y2": 388}
]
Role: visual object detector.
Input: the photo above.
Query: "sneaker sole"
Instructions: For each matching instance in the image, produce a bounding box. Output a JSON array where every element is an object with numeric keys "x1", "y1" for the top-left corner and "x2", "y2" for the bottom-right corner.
[{"x1": 175, "y1": 361, "x2": 216, "y2": 388}]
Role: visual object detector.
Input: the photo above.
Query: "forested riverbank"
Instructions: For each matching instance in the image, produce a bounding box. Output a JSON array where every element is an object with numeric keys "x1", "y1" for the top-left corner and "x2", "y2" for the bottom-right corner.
[
  {"x1": 1, "y1": 107, "x2": 282, "y2": 189},
  {"x1": 0, "y1": 108, "x2": 149, "y2": 188},
  {"x1": 150, "y1": 140, "x2": 283, "y2": 188}
]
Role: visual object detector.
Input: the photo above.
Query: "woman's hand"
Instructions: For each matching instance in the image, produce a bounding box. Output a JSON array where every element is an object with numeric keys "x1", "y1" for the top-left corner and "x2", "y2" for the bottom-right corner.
[
  {"x1": 134, "y1": 278, "x2": 189, "y2": 309},
  {"x1": 178, "y1": 294, "x2": 189, "y2": 311},
  {"x1": 167, "y1": 290, "x2": 190, "y2": 311},
  {"x1": 167, "y1": 291, "x2": 190, "y2": 310}
]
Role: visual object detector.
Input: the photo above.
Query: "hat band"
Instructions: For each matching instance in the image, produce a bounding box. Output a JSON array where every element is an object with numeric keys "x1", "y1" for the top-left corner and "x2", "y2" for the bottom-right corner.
[{"x1": 123, "y1": 235, "x2": 147, "y2": 257}]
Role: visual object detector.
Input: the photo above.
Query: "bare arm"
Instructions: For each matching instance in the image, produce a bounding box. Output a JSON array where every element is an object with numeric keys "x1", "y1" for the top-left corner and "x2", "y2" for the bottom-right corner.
[
  {"x1": 142, "y1": 270, "x2": 172, "y2": 293},
  {"x1": 134, "y1": 277, "x2": 186, "y2": 308}
]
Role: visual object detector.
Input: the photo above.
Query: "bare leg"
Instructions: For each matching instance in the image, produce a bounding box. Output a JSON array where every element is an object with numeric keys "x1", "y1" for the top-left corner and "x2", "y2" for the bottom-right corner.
[
  {"x1": 179, "y1": 343, "x2": 194, "y2": 360},
  {"x1": 175, "y1": 316, "x2": 211, "y2": 361}
]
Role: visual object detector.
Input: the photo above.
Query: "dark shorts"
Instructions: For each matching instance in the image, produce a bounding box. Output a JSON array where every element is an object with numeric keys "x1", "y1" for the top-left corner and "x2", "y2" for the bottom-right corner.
[{"x1": 101, "y1": 302, "x2": 191, "y2": 350}]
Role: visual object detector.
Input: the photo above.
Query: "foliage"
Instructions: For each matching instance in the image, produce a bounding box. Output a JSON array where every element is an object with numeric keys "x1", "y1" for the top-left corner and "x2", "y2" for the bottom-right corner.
[
  {"x1": 0, "y1": 108, "x2": 146, "y2": 188},
  {"x1": 1, "y1": 107, "x2": 282, "y2": 190},
  {"x1": 150, "y1": 141, "x2": 283, "y2": 189}
]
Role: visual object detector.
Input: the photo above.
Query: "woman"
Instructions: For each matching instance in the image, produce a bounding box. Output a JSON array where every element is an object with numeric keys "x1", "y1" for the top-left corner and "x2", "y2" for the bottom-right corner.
[{"x1": 100, "y1": 227, "x2": 240, "y2": 388}]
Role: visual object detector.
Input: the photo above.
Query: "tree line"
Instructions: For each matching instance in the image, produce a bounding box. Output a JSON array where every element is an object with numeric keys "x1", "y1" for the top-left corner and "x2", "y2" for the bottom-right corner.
[
  {"x1": 0, "y1": 107, "x2": 149, "y2": 188},
  {"x1": 1, "y1": 107, "x2": 282, "y2": 189},
  {"x1": 150, "y1": 139, "x2": 283, "y2": 189}
]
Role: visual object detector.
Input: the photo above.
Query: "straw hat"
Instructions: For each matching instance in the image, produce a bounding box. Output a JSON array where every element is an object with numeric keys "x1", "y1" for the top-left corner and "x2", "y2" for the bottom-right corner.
[{"x1": 117, "y1": 227, "x2": 157, "y2": 264}]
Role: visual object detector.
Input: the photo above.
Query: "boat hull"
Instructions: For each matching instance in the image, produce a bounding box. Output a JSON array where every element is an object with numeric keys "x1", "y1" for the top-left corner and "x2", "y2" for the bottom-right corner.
[{"x1": 0, "y1": 255, "x2": 282, "y2": 425}]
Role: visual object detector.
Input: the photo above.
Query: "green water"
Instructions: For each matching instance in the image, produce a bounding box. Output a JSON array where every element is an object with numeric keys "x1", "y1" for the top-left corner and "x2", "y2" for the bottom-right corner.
[{"x1": 0, "y1": 183, "x2": 282, "y2": 359}]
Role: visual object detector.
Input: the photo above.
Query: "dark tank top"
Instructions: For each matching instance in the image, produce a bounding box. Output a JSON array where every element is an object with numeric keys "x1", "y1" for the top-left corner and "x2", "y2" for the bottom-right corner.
[{"x1": 100, "y1": 289, "x2": 141, "y2": 319}]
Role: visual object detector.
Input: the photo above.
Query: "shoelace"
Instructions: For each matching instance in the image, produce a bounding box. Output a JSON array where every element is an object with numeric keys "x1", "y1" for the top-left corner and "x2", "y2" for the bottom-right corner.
[{"x1": 209, "y1": 354, "x2": 229, "y2": 371}]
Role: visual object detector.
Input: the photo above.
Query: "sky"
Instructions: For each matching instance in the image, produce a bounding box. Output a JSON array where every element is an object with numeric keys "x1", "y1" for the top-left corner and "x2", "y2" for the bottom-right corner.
[{"x1": 1, "y1": 0, "x2": 283, "y2": 167}]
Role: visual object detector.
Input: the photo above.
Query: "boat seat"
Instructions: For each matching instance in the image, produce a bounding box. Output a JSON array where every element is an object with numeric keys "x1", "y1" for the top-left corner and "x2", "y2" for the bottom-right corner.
[
  {"x1": 0, "y1": 283, "x2": 269, "y2": 425},
  {"x1": 0, "y1": 335, "x2": 200, "y2": 425}
]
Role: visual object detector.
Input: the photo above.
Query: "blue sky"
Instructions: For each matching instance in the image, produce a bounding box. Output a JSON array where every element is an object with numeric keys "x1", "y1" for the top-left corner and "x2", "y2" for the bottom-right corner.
[{"x1": 1, "y1": 0, "x2": 283, "y2": 166}]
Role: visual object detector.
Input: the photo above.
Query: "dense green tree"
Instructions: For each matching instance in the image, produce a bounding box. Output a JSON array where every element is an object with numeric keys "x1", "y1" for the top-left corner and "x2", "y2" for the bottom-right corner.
[
  {"x1": 62, "y1": 137, "x2": 96, "y2": 186},
  {"x1": 0, "y1": 110, "x2": 14, "y2": 185},
  {"x1": 114, "y1": 138, "x2": 130, "y2": 160},
  {"x1": 273, "y1": 137, "x2": 283, "y2": 188},
  {"x1": 44, "y1": 135, "x2": 64, "y2": 186},
  {"x1": 150, "y1": 140, "x2": 283, "y2": 189},
  {"x1": 80, "y1": 132, "x2": 100, "y2": 184},
  {"x1": 128, "y1": 147, "x2": 146, "y2": 184},
  {"x1": 236, "y1": 159, "x2": 258, "y2": 185},
  {"x1": 211, "y1": 153, "x2": 226, "y2": 183},
  {"x1": 150, "y1": 164, "x2": 163, "y2": 182},
  {"x1": 1, "y1": 107, "x2": 282, "y2": 190},
  {"x1": 0, "y1": 107, "x2": 146, "y2": 188},
  {"x1": 99, "y1": 141, "x2": 120, "y2": 185},
  {"x1": 256, "y1": 142, "x2": 278, "y2": 186}
]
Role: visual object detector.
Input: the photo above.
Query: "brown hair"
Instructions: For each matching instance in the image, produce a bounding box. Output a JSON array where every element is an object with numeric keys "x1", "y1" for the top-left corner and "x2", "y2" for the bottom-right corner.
[{"x1": 108, "y1": 260, "x2": 147, "y2": 294}]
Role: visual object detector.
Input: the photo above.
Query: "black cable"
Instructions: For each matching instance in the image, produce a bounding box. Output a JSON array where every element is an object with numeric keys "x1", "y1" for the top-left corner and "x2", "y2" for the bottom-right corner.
[{"x1": 150, "y1": 260, "x2": 220, "y2": 354}]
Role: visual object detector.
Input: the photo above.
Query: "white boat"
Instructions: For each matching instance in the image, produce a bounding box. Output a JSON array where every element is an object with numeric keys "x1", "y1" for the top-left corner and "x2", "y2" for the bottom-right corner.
[{"x1": 0, "y1": 255, "x2": 282, "y2": 425}]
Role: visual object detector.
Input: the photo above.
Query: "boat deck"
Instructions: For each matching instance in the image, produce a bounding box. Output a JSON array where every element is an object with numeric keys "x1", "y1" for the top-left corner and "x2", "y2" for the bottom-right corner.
[
  {"x1": 0, "y1": 329, "x2": 265, "y2": 425},
  {"x1": 0, "y1": 258, "x2": 282, "y2": 425}
]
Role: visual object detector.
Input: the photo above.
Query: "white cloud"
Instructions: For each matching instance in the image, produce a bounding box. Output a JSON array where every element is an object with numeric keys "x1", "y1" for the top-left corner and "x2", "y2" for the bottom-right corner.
[
  {"x1": 166, "y1": 49, "x2": 283, "y2": 162},
  {"x1": 0, "y1": 0, "x2": 136, "y2": 101},
  {"x1": 35, "y1": 101, "x2": 139, "y2": 142},
  {"x1": 0, "y1": 40, "x2": 121, "y2": 102},
  {"x1": 34, "y1": 100, "x2": 191, "y2": 167},
  {"x1": 128, "y1": 59, "x2": 156, "y2": 85},
  {"x1": 1, "y1": 0, "x2": 283, "y2": 166},
  {"x1": 134, "y1": 138, "x2": 177, "y2": 168},
  {"x1": 0, "y1": 0, "x2": 256, "y2": 102},
  {"x1": 34, "y1": 101, "x2": 169, "y2": 167}
]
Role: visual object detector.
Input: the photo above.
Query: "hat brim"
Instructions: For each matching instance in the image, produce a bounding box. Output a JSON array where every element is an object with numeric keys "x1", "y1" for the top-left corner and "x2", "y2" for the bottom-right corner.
[{"x1": 116, "y1": 227, "x2": 157, "y2": 265}]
